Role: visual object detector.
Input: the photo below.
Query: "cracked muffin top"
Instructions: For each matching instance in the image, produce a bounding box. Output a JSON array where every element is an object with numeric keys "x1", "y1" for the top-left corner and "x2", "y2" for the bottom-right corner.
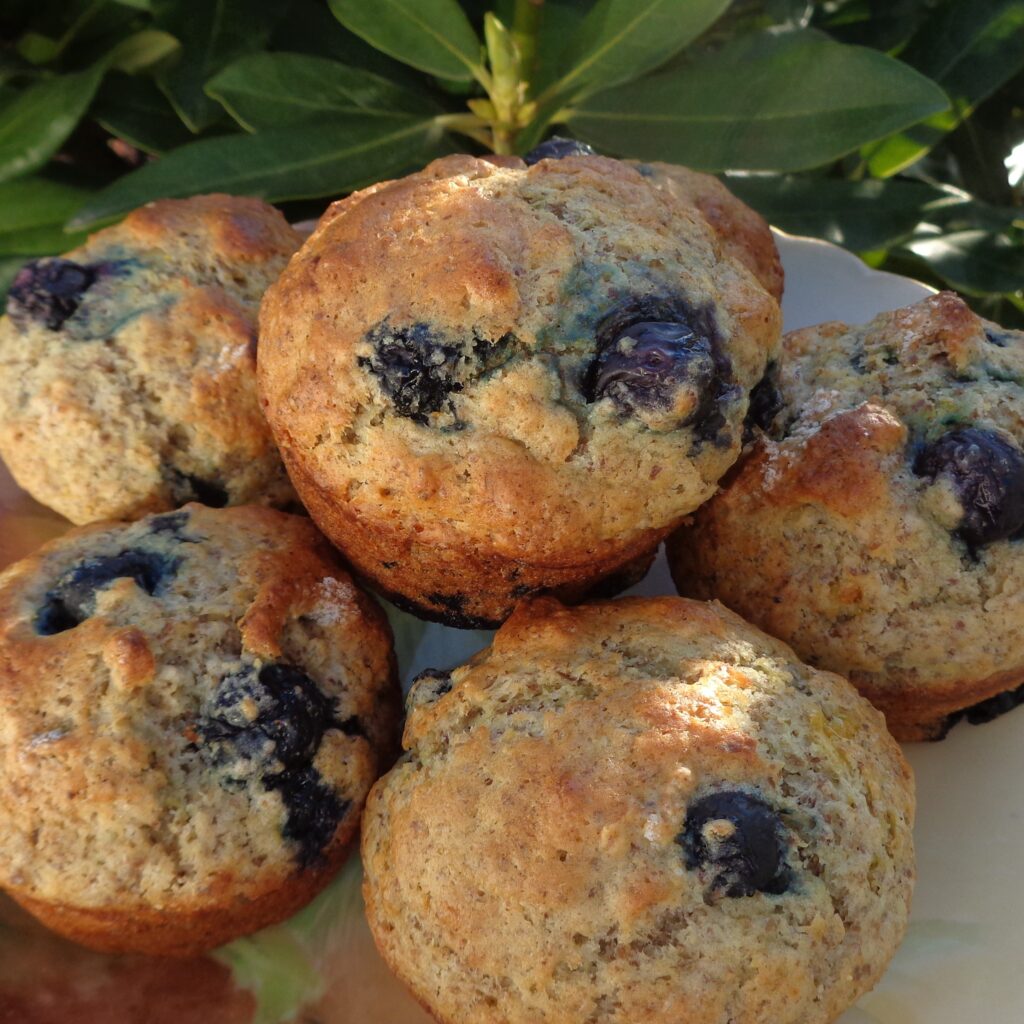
[
  {"x1": 670, "y1": 292, "x2": 1024, "y2": 740},
  {"x1": 0, "y1": 504, "x2": 399, "y2": 955},
  {"x1": 0, "y1": 194, "x2": 301, "y2": 525},
  {"x1": 362, "y1": 596, "x2": 915, "y2": 1024},
  {"x1": 258, "y1": 154, "x2": 780, "y2": 622}
]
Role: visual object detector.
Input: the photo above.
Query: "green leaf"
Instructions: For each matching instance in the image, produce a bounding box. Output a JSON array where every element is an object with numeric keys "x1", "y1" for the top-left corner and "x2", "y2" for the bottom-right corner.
[
  {"x1": 106, "y1": 29, "x2": 180, "y2": 74},
  {"x1": 863, "y1": 0, "x2": 1024, "y2": 176},
  {"x1": 567, "y1": 29, "x2": 950, "y2": 172},
  {"x1": 153, "y1": 0, "x2": 282, "y2": 133},
  {"x1": 0, "y1": 64, "x2": 106, "y2": 184},
  {"x1": 0, "y1": 177, "x2": 92, "y2": 255},
  {"x1": 69, "y1": 115, "x2": 450, "y2": 230},
  {"x1": 542, "y1": 0, "x2": 730, "y2": 102},
  {"x1": 724, "y1": 175, "x2": 967, "y2": 252},
  {"x1": 206, "y1": 52, "x2": 436, "y2": 132},
  {"x1": 327, "y1": 0, "x2": 483, "y2": 83},
  {"x1": 94, "y1": 73, "x2": 196, "y2": 154},
  {"x1": 902, "y1": 230, "x2": 1024, "y2": 296}
]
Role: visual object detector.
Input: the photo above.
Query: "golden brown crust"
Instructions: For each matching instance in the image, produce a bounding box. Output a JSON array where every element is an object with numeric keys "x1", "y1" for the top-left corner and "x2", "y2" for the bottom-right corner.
[
  {"x1": 362, "y1": 596, "x2": 914, "y2": 1024},
  {"x1": 0, "y1": 504, "x2": 400, "y2": 955},
  {"x1": 670, "y1": 294, "x2": 1024, "y2": 741},
  {"x1": 635, "y1": 162, "x2": 784, "y2": 302},
  {"x1": 0, "y1": 195, "x2": 301, "y2": 524},
  {"x1": 259, "y1": 155, "x2": 780, "y2": 625}
]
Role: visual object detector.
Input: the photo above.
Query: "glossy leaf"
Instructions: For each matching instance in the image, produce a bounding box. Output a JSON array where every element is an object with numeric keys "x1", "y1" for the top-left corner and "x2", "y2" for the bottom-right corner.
[
  {"x1": 863, "y1": 0, "x2": 1024, "y2": 176},
  {"x1": 903, "y1": 230, "x2": 1024, "y2": 296},
  {"x1": 207, "y1": 53, "x2": 436, "y2": 132},
  {"x1": 725, "y1": 175, "x2": 966, "y2": 252},
  {"x1": 69, "y1": 116, "x2": 450, "y2": 229},
  {"x1": 106, "y1": 29, "x2": 180, "y2": 74},
  {"x1": 0, "y1": 177, "x2": 91, "y2": 255},
  {"x1": 567, "y1": 29, "x2": 950, "y2": 171},
  {"x1": 327, "y1": 0, "x2": 483, "y2": 82},
  {"x1": 93, "y1": 74, "x2": 195, "y2": 155},
  {"x1": 0, "y1": 64, "x2": 105, "y2": 184},
  {"x1": 543, "y1": 0, "x2": 730, "y2": 101},
  {"x1": 154, "y1": 0, "x2": 281, "y2": 132}
]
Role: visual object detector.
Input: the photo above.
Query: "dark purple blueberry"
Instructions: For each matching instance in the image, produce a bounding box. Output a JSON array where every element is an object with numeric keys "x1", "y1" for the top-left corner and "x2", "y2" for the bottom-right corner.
[
  {"x1": 743, "y1": 364, "x2": 783, "y2": 441},
  {"x1": 584, "y1": 296, "x2": 730, "y2": 434},
  {"x1": 207, "y1": 663, "x2": 337, "y2": 769},
  {"x1": 202, "y1": 662, "x2": 352, "y2": 864},
  {"x1": 359, "y1": 321, "x2": 463, "y2": 424},
  {"x1": 913, "y1": 427, "x2": 1024, "y2": 548},
  {"x1": 7, "y1": 258, "x2": 98, "y2": 330},
  {"x1": 523, "y1": 136, "x2": 596, "y2": 165},
  {"x1": 266, "y1": 766, "x2": 350, "y2": 867},
  {"x1": 359, "y1": 321, "x2": 518, "y2": 425},
  {"x1": 677, "y1": 790, "x2": 790, "y2": 898},
  {"x1": 36, "y1": 549, "x2": 179, "y2": 635}
]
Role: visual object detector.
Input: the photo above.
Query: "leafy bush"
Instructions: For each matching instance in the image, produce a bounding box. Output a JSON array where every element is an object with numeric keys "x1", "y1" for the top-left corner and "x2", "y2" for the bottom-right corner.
[{"x1": 0, "y1": 0, "x2": 1021, "y2": 322}]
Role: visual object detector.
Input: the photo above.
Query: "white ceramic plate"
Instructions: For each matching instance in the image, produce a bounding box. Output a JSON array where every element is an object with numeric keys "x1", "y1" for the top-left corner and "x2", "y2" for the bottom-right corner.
[{"x1": 0, "y1": 233, "x2": 1019, "y2": 1024}]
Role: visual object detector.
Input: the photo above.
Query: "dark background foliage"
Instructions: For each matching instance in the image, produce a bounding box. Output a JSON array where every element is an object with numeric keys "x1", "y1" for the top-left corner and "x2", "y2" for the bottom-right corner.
[{"x1": 0, "y1": 0, "x2": 1021, "y2": 322}]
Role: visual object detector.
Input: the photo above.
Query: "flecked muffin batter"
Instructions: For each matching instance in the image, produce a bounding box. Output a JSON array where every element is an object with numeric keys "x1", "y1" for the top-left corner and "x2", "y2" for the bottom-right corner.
[
  {"x1": 362, "y1": 597, "x2": 915, "y2": 1024},
  {"x1": 0, "y1": 195, "x2": 301, "y2": 524},
  {"x1": 670, "y1": 292, "x2": 1024, "y2": 740},
  {"x1": 259, "y1": 154, "x2": 781, "y2": 626},
  {"x1": 0, "y1": 504, "x2": 399, "y2": 955}
]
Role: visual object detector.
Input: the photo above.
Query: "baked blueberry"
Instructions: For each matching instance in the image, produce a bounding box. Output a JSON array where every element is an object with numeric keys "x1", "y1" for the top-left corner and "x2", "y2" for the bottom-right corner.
[
  {"x1": 406, "y1": 668, "x2": 453, "y2": 711},
  {"x1": 268, "y1": 766, "x2": 350, "y2": 867},
  {"x1": 205, "y1": 663, "x2": 337, "y2": 771},
  {"x1": 359, "y1": 321, "x2": 463, "y2": 424},
  {"x1": 523, "y1": 136, "x2": 596, "y2": 165},
  {"x1": 585, "y1": 297, "x2": 728, "y2": 433},
  {"x1": 36, "y1": 549, "x2": 179, "y2": 635},
  {"x1": 913, "y1": 427, "x2": 1024, "y2": 548},
  {"x1": 7, "y1": 258, "x2": 98, "y2": 331},
  {"x1": 678, "y1": 790, "x2": 790, "y2": 898}
]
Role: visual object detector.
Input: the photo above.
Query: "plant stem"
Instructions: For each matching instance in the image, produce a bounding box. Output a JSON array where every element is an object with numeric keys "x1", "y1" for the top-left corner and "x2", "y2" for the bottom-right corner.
[{"x1": 434, "y1": 113, "x2": 494, "y2": 149}]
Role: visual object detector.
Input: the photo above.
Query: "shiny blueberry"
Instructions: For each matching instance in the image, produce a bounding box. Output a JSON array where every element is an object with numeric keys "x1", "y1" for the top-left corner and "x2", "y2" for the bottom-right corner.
[
  {"x1": 7, "y1": 258, "x2": 98, "y2": 330},
  {"x1": 913, "y1": 427, "x2": 1024, "y2": 548},
  {"x1": 677, "y1": 790, "x2": 790, "y2": 898},
  {"x1": 36, "y1": 549, "x2": 179, "y2": 635},
  {"x1": 523, "y1": 136, "x2": 597, "y2": 165},
  {"x1": 584, "y1": 297, "x2": 728, "y2": 432}
]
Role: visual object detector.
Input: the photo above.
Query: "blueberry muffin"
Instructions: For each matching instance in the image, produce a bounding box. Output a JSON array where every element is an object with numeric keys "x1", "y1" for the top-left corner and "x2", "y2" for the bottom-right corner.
[
  {"x1": 0, "y1": 195, "x2": 301, "y2": 525},
  {"x1": 669, "y1": 293, "x2": 1024, "y2": 740},
  {"x1": 362, "y1": 596, "x2": 915, "y2": 1024},
  {"x1": 259, "y1": 154, "x2": 781, "y2": 627},
  {"x1": 0, "y1": 504, "x2": 399, "y2": 955}
]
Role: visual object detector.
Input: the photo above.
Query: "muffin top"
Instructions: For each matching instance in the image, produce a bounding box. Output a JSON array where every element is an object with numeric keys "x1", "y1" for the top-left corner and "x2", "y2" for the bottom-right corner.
[
  {"x1": 634, "y1": 161, "x2": 784, "y2": 302},
  {"x1": 673, "y1": 293, "x2": 1024, "y2": 736},
  {"x1": 362, "y1": 596, "x2": 915, "y2": 1024},
  {"x1": 259, "y1": 154, "x2": 780, "y2": 563},
  {"x1": 0, "y1": 195, "x2": 301, "y2": 524},
  {"x1": 0, "y1": 505, "x2": 398, "y2": 924}
]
